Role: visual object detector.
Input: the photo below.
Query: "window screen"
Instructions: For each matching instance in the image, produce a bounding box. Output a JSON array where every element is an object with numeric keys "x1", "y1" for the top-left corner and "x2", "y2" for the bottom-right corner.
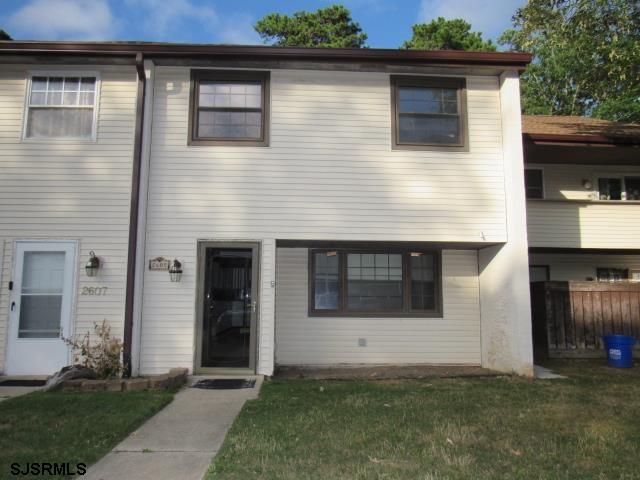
[
  {"x1": 410, "y1": 253, "x2": 437, "y2": 310},
  {"x1": 191, "y1": 71, "x2": 269, "y2": 144},
  {"x1": 392, "y1": 77, "x2": 465, "y2": 148},
  {"x1": 26, "y1": 76, "x2": 97, "y2": 139},
  {"x1": 313, "y1": 252, "x2": 339, "y2": 310},
  {"x1": 347, "y1": 253, "x2": 403, "y2": 311}
]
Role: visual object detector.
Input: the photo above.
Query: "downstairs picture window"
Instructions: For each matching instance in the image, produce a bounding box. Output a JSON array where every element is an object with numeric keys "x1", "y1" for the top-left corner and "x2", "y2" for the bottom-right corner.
[{"x1": 309, "y1": 249, "x2": 442, "y2": 317}]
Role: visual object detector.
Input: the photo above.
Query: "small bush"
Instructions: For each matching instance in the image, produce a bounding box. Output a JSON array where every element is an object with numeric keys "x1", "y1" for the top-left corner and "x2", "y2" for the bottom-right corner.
[{"x1": 65, "y1": 320, "x2": 124, "y2": 379}]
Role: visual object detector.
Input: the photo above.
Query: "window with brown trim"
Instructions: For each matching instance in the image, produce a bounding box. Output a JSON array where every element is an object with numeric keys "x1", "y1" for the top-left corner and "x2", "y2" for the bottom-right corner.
[
  {"x1": 309, "y1": 248, "x2": 442, "y2": 317},
  {"x1": 391, "y1": 76, "x2": 467, "y2": 150},
  {"x1": 189, "y1": 70, "x2": 269, "y2": 146}
]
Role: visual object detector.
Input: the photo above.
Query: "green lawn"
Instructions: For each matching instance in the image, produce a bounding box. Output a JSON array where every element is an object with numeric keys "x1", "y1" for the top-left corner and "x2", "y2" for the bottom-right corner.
[
  {"x1": 0, "y1": 390, "x2": 174, "y2": 479},
  {"x1": 209, "y1": 361, "x2": 640, "y2": 479}
]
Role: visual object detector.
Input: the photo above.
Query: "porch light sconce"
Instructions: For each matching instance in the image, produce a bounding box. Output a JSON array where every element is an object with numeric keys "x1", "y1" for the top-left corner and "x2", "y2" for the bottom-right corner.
[
  {"x1": 169, "y1": 259, "x2": 183, "y2": 283},
  {"x1": 85, "y1": 251, "x2": 101, "y2": 277},
  {"x1": 582, "y1": 179, "x2": 593, "y2": 189}
]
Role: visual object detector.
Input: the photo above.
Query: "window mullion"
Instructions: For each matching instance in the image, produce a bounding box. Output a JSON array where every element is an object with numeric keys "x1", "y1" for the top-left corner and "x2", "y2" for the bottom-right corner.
[
  {"x1": 403, "y1": 252, "x2": 410, "y2": 313},
  {"x1": 340, "y1": 252, "x2": 347, "y2": 314}
]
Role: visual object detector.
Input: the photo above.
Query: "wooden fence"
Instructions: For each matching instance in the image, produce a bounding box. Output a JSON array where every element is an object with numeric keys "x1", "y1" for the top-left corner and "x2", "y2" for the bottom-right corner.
[{"x1": 531, "y1": 281, "x2": 640, "y2": 359}]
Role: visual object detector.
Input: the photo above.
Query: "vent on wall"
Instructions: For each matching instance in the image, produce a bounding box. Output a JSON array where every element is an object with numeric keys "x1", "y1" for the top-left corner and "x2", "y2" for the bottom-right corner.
[{"x1": 358, "y1": 338, "x2": 367, "y2": 347}]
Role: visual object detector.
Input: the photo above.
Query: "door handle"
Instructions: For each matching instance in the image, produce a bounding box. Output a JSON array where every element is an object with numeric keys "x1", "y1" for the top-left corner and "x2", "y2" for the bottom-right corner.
[
  {"x1": 251, "y1": 301, "x2": 257, "y2": 313},
  {"x1": 10, "y1": 301, "x2": 15, "y2": 311}
]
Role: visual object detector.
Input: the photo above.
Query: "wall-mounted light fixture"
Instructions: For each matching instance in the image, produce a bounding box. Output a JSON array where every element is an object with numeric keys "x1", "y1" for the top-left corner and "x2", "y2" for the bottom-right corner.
[
  {"x1": 169, "y1": 259, "x2": 183, "y2": 283},
  {"x1": 85, "y1": 251, "x2": 101, "y2": 277},
  {"x1": 583, "y1": 179, "x2": 593, "y2": 189}
]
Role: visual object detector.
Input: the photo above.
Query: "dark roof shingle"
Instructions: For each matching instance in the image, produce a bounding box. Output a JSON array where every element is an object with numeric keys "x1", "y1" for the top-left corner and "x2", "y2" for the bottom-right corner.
[{"x1": 522, "y1": 115, "x2": 640, "y2": 142}]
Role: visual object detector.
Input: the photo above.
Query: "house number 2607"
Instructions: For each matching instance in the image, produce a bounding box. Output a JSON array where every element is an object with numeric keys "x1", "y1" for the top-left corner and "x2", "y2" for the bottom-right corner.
[{"x1": 81, "y1": 286, "x2": 108, "y2": 296}]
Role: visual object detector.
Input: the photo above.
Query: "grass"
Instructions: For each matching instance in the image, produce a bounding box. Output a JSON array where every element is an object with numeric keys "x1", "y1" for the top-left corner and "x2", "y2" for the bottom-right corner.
[
  {"x1": 208, "y1": 361, "x2": 640, "y2": 479},
  {"x1": 0, "y1": 389, "x2": 174, "y2": 479}
]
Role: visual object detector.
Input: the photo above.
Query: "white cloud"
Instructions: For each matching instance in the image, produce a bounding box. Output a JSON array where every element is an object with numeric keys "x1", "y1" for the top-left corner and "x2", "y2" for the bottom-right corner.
[
  {"x1": 124, "y1": 0, "x2": 217, "y2": 39},
  {"x1": 215, "y1": 14, "x2": 261, "y2": 45},
  {"x1": 123, "y1": 0, "x2": 258, "y2": 44},
  {"x1": 418, "y1": 0, "x2": 523, "y2": 40},
  {"x1": 7, "y1": 0, "x2": 117, "y2": 40}
]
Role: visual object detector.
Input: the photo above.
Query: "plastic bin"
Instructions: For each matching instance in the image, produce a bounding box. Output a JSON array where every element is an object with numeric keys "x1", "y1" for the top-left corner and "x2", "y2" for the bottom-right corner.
[{"x1": 602, "y1": 335, "x2": 636, "y2": 368}]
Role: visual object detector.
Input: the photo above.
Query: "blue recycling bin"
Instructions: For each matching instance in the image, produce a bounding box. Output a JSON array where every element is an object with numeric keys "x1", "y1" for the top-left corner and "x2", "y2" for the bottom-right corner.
[{"x1": 602, "y1": 335, "x2": 636, "y2": 368}]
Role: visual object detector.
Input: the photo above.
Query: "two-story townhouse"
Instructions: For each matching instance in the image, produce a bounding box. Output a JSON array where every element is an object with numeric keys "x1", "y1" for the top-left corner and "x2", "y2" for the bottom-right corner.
[
  {"x1": 523, "y1": 115, "x2": 640, "y2": 358},
  {"x1": 0, "y1": 42, "x2": 534, "y2": 378},
  {"x1": 523, "y1": 115, "x2": 640, "y2": 281}
]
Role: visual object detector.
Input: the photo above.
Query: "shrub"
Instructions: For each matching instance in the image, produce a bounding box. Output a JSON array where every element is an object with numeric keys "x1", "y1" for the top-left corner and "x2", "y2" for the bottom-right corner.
[{"x1": 65, "y1": 320, "x2": 125, "y2": 379}]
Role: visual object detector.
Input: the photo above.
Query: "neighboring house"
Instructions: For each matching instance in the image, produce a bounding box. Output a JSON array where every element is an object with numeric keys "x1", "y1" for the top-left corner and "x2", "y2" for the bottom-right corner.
[
  {"x1": 522, "y1": 115, "x2": 640, "y2": 282},
  {"x1": 0, "y1": 41, "x2": 534, "y2": 377},
  {"x1": 522, "y1": 115, "x2": 640, "y2": 358}
]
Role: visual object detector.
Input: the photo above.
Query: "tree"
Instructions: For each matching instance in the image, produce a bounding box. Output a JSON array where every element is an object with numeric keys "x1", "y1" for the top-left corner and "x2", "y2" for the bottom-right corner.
[
  {"x1": 499, "y1": 0, "x2": 640, "y2": 122},
  {"x1": 401, "y1": 17, "x2": 496, "y2": 51},
  {"x1": 0, "y1": 29, "x2": 11, "y2": 41},
  {"x1": 254, "y1": 5, "x2": 367, "y2": 48}
]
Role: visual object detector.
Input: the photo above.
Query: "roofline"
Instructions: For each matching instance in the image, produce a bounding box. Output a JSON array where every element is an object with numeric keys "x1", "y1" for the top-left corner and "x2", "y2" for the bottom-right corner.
[
  {"x1": 0, "y1": 41, "x2": 532, "y2": 68},
  {"x1": 523, "y1": 133, "x2": 640, "y2": 146}
]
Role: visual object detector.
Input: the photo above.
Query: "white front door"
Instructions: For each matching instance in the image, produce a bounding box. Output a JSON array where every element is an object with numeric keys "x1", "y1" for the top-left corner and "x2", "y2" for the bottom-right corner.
[{"x1": 5, "y1": 241, "x2": 76, "y2": 375}]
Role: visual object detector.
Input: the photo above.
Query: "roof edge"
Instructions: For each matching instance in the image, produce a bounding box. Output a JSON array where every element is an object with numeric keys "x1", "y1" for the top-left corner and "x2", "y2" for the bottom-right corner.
[
  {"x1": 0, "y1": 41, "x2": 532, "y2": 68},
  {"x1": 524, "y1": 132, "x2": 640, "y2": 146}
]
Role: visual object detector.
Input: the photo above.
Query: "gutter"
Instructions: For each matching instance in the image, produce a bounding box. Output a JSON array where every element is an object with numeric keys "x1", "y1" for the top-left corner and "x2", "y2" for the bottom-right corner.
[
  {"x1": 123, "y1": 52, "x2": 146, "y2": 377},
  {"x1": 0, "y1": 41, "x2": 533, "y2": 69}
]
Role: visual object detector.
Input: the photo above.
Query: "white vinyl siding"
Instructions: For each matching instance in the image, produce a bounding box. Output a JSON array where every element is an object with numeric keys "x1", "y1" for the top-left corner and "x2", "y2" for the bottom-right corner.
[
  {"x1": 529, "y1": 253, "x2": 640, "y2": 282},
  {"x1": 0, "y1": 65, "x2": 137, "y2": 373},
  {"x1": 526, "y1": 164, "x2": 640, "y2": 249},
  {"x1": 147, "y1": 68, "x2": 506, "y2": 241},
  {"x1": 138, "y1": 68, "x2": 507, "y2": 374},
  {"x1": 275, "y1": 248, "x2": 481, "y2": 365}
]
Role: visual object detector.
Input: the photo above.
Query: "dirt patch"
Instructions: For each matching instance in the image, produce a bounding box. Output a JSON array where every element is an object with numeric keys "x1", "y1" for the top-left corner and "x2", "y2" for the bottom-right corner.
[{"x1": 274, "y1": 365, "x2": 501, "y2": 380}]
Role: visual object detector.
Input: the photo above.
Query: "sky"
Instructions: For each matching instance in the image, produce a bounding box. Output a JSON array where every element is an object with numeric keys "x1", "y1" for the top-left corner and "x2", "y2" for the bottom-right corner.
[{"x1": 0, "y1": 0, "x2": 524, "y2": 48}]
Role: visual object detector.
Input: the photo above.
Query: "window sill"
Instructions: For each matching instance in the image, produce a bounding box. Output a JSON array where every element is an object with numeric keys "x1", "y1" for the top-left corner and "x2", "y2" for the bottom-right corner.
[
  {"x1": 309, "y1": 311, "x2": 443, "y2": 319},
  {"x1": 188, "y1": 138, "x2": 269, "y2": 147},
  {"x1": 392, "y1": 143, "x2": 468, "y2": 152},
  {"x1": 527, "y1": 198, "x2": 640, "y2": 205},
  {"x1": 21, "y1": 136, "x2": 98, "y2": 144}
]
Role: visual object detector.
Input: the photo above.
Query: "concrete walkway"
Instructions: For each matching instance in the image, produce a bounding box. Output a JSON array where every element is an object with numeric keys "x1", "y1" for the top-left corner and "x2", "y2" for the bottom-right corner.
[
  {"x1": 0, "y1": 376, "x2": 46, "y2": 401},
  {"x1": 534, "y1": 365, "x2": 567, "y2": 379},
  {"x1": 85, "y1": 376, "x2": 263, "y2": 480}
]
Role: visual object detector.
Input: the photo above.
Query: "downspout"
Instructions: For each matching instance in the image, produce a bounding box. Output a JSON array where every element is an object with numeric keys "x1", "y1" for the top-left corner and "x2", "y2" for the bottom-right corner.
[{"x1": 123, "y1": 52, "x2": 146, "y2": 377}]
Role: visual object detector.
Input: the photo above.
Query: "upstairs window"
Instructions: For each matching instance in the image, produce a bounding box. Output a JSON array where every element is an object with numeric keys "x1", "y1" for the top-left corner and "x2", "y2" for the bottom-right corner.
[
  {"x1": 310, "y1": 248, "x2": 442, "y2": 317},
  {"x1": 391, "y1": 76, "x2": 467, "y2": 150},
  {"x1": 24, "y1": 74, "x2": 98, "y2": 140},
  {"x1": 190, "y1": 70, "x2": 269, "y2": 146},
  {"x1": 524, "y1": 169, "x2": 544, "y2": 199}
]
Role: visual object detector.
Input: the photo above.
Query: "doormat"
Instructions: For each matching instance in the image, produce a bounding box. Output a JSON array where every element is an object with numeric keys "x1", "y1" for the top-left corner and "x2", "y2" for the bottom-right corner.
[
  {"x1": 191, "y1": 379, "x2": 256, "y2": 390},
  {"x1": 0, "y1": 379, "x2": 47, "y2": 387}
]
